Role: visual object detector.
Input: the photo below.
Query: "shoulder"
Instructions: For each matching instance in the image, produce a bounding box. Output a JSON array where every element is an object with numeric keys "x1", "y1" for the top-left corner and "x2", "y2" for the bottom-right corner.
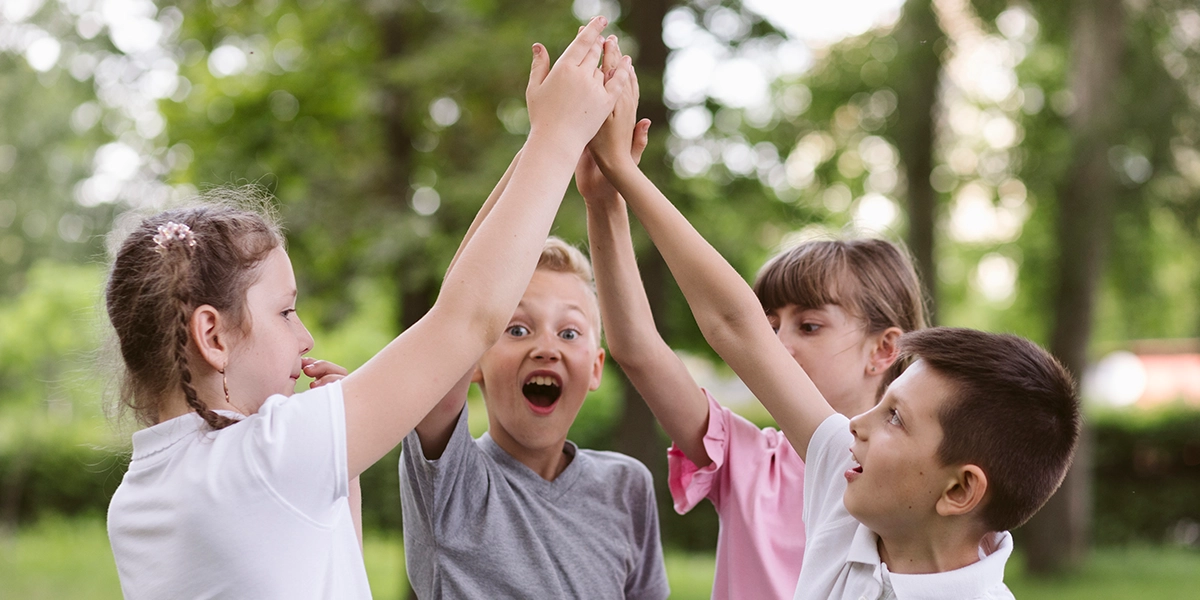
[
  {"x1": 573, "y1": 451, "x2": 657, "y2": 501},
  {"x1": 579, "y1": 448, "x2": 652, "y2": 480}
]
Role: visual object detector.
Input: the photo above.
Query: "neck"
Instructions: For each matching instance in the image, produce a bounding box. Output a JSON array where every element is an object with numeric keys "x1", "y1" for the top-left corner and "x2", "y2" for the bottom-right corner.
[
  {"x1": 876, "y1": 523, "x2": 988, "y2": 575},
  {"x1": 154, "y1": 371, "x2": 240, "y2": 424},
  {"x1": 487, "y1": 424, "x2": 572, "y2": 481}
]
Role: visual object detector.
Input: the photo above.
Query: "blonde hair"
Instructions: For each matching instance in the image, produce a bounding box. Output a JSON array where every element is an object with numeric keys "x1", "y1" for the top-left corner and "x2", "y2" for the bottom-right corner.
[{"x1": 536, "y1": 237, "x2": 602, "y2": 341}]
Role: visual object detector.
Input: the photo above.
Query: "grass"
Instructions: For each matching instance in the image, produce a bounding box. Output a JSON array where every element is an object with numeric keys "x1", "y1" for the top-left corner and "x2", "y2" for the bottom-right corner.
[{"x1": 3, "y1": 517, "x2": 1200, "y2": 599}]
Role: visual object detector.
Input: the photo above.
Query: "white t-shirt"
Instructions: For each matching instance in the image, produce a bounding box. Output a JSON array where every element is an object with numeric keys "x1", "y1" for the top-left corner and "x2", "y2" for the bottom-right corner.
[
  {"x1": 793, "y1": 414, "x2": 1015, "y2": 600},
  {"x1": 108, "y1": 381, "x2": 371, "y2": 600}
]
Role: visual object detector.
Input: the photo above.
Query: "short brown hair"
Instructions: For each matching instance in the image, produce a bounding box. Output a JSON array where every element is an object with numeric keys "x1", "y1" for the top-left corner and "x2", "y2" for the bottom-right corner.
[
  {"x1": 106, "y1": 190, "x2": 283, "y2": 430},
  {"x1": 899, "y1": 328, "x2": 1080, "y2": 532},
  {"x1": 754, "y1": 238, "x2": 928, "y2": 392},
  {"x1": 536, "y1": 237, "x2": 601, "y2": 341}
]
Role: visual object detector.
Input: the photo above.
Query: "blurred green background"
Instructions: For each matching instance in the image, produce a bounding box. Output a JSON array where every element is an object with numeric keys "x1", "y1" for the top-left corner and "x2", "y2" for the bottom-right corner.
[{"x1": 2, "y1": 0, "x2": 1200, "y2": 598}]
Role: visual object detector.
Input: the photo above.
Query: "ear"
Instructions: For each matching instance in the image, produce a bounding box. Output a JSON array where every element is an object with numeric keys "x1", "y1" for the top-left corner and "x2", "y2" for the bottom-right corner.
[
  {"x1": 190, "y1": 304, "x2": 229, "y2": 372},
  {"x1": 936, "y1": 464, "x2": 988, "y2": 518},
  {"x1": 867, "y1": 326, "x2": 903, "y2": 376},
  {"x1": 588, "y1": 347, "x2": 606, "y2": 391},
  {"x1": 470, "y1": 364, "x2": 485, "y2": 385}
]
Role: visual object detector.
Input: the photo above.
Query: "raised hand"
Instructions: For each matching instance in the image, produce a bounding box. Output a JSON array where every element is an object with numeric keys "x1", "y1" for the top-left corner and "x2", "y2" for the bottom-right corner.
[
  {"x1": 526, "y1": 16, "x2": 631, "y2": 156},
  {"x1": 576, "y1": 35, "x2": 648, "y2": 205},
  {"x1": 576, "y1": 120, "x2": 650, "y2": 207},
  {"x1": 587, "y1": 42, "x2": 642, "y2": 178}
]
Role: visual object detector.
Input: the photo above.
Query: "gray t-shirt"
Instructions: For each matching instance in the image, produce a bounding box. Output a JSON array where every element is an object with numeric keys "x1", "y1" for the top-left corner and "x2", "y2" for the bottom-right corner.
[{"x1": 400, "y1": 404, "x2": 670, "y2": 600}]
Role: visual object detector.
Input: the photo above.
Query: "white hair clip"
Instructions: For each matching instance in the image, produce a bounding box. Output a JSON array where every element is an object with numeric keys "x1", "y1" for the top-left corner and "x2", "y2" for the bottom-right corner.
[{"x1": 152, "y1": 221, "x2": 197, "y2": 253}]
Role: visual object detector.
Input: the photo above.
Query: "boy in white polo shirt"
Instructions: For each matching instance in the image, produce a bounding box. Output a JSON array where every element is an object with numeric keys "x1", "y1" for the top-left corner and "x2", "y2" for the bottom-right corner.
[{"x1": 585, "y1": 67, "x2": 1080, "y2": 598}]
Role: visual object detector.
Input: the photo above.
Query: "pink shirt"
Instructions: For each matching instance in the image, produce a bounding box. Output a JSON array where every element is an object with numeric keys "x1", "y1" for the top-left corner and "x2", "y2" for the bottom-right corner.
[{"x1": 667, "y1": 391, "x2": 807, "y2": 600}]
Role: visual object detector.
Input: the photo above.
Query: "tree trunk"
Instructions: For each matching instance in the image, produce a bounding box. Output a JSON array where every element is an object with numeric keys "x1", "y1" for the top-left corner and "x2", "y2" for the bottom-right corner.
[
  {"x1": 615, "y1": 0, "x2": 674, "y2": 494},
  {"x1": 378, "y1": 9, "x2": 438, "y2": 600},
  {"x1": 1025, "y1": 0, "x2": 1125, "y2": 575},
  {"x1": 380, "y1": 8, "x2": 438, "y2": 333},
  {"x1": 892, "y1": 0, "x2": 944, "y2": 322}
]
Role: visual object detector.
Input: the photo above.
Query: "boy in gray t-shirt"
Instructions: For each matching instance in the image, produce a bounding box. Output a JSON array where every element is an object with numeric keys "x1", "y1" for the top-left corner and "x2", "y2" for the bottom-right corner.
[{"x1": 400, "y1": 236, "x2": 669, "y2": 600}]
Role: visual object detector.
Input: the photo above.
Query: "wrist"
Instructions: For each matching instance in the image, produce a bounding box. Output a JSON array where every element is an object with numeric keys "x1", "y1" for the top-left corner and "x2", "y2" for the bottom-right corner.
[
  {"x1": 582, "y1": 190, "x2": 621, "y2": 209},
  {"x1": 527, "y1": 126, "x2": 587, "y2": 163},
  {"x1": 595, "y1": 154, "x2": 639, "y2": 182}
]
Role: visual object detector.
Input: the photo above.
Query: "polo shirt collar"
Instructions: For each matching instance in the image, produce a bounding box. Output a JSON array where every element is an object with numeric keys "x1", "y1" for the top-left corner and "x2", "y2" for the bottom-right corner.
[
  {"x1": 845, "y1": 526, "x2": 1013, "y2": 600},
  {"x1": 130, "y1": 409, "x2": 245, "y2": 462}
]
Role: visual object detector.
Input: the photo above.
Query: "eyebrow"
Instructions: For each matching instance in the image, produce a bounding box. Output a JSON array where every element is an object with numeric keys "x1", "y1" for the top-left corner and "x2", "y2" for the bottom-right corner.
[{"x1": 514, "y1": 300, "x2": 591, "y2": 320}]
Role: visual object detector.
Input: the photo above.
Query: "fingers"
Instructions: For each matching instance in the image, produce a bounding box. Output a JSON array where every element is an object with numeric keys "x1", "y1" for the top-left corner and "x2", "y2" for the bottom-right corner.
[
  {"x1": 562, "y1": 15, "x2": 607, "y2": 68},
  {"x1": 631, "y1": 119, "x2": 651, "y2": 165},
  {"x1": 604, "y1": 54, "x2": 633, "y2": 97},
  {"x1": 303, "y1": 359, "x2": 349, "y2": 380},
  {"x1": 310, "y1": 374, "x2": 346, "y2": 389},
  {"x1": 629, "y1": 57, "x2": 640, "y2": 101},
  {"x1": 601, "y1": 35, "x2": 621, "y2": 81},
  {"x1": 527, "y1": 43, "x2": 549, "y2": 92}
]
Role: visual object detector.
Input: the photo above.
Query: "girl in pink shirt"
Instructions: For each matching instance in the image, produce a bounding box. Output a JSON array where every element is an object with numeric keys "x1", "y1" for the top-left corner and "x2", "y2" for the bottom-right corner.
[{"x1": 579, "y1": 108, "x2": 927, "y2": 598}]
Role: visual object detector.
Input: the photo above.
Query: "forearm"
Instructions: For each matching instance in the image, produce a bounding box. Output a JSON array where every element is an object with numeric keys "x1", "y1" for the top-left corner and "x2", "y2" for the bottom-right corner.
[
  {"x1": 413, "y1": 370, "x2": 471, "y2": 459},
  {"x1": 438, "y1": 133, "x2": 579, "y2": 341},
  {"x1": 342, "y1": 134, "x2": 581, "y2": 477},
  {"x1": 445, "y1": 147, "x2": 523, "y2": 280},
  {"x1": 605, "y1": 162, "x2": 833, "y2": 458},
  {"x1": 587, "y1": 196, "x2": 711, "y2": 465},
  {"x1": 603, "y1": 164, "x2": 766, "y2": 350}
]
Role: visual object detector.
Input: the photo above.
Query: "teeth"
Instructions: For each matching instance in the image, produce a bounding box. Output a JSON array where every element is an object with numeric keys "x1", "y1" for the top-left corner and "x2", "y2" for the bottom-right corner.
[{"x1": 528, "y1": 375, "x2": 557, "y2": 386}]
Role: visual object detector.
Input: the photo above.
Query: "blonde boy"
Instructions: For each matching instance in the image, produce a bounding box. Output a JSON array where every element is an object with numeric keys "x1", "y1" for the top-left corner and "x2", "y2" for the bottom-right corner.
[{"x1": 398, "y1": 234, "x2": 668, "y2": 600}]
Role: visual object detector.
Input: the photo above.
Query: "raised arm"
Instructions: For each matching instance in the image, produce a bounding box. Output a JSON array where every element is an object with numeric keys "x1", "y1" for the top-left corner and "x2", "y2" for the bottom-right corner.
[
  {"x1": 592, "y1": 115, "x2": 832, "y2": 461},
  {"x1": 412, "y1": 148, "x2": 525, "y2": 459},
  {"x1": 579, "y1": 48, "x2": 712, "y2": 465},
  {"x1": 340, "y1": 17, "x2": 632, "y2": 478}
]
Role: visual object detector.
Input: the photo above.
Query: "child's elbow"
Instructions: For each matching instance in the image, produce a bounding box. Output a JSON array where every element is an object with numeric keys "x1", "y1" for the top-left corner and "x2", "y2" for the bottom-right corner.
[{"x1": 432, "y1": 296, "x2": 509, "y2": 353}]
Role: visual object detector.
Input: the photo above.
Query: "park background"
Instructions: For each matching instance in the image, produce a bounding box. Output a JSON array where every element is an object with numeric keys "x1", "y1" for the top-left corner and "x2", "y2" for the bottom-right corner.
[{"x1": 2, "y1": 0, "x2": 1200, "y2": 598}]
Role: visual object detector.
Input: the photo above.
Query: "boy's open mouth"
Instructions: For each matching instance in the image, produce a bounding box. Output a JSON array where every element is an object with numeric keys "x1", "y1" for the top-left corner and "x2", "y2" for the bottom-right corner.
[{"x1": 522, "y1": 373, "x2": 563, "y2": 411}]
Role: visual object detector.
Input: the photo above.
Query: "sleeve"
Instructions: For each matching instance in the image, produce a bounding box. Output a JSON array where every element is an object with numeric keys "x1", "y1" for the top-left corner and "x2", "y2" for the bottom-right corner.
[
  {"x1": 624, "y1": 464, "x2": 671, "y2": 600},
  {"x1": 802, "y1": 413, "x2": 855, "y2": 531},
  {"x1": 399, "y1": 402, "x2": 487, "y2": 538},
  {"x1": 241, "y1": 381, "x2": 350, "y2": 522},
  {"x1": 666, "y1": 390, "x2": 786, "y2": 514}
]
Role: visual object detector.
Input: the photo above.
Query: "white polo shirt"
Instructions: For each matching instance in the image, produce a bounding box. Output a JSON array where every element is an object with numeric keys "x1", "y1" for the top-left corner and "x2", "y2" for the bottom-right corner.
[
  {"x1": 108, "y1": 381, "x2": 371, "y2": 600},
  {"x1": 793, "y1": 414, "x2": 1015, "y2": 600}
]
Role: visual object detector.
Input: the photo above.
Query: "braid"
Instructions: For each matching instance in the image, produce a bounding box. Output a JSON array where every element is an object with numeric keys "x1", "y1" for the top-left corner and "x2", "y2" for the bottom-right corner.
[
  {"x1": 162, "y1": 229, "x2": 238, "y2": 431},
  {"x1": 107, "y1": 195, "x2": 284, "y2": 430}
]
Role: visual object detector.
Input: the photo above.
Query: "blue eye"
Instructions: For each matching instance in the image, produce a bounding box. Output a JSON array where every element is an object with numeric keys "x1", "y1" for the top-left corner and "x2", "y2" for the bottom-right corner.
[
  {"x1": 800, "y1": 323, "x2": 821, "y2": 333},
  {"x1": 559, "y1": 329, "x2": 579, "y2": 341},
  {"x1": 886, "y1": 409, "x2": 902, "y2": 427},
  {"x1": 507, "y1": 325, "x2": 529, "y2": 337}
]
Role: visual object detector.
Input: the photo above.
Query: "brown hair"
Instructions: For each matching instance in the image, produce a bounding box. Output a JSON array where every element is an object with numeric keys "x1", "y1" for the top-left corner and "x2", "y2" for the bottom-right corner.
[
  {"x1": 753, "y1": 238, "x2": 928, "y2": 392},
  {"x1": 536, "y1": 236, "x2": 602, "y2": 340},
  {"x1": 106, "y1": 196, "x2": 283, "y2": 430},
  {"x1": 899, "y1": 327, "x2": 1080, "y2": 532}
]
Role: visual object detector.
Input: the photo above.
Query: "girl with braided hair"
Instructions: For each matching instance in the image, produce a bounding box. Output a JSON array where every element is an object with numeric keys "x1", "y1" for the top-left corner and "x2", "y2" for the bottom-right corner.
[{"x1": 103, "y1": 18, "x2": 632, "y2": 598}]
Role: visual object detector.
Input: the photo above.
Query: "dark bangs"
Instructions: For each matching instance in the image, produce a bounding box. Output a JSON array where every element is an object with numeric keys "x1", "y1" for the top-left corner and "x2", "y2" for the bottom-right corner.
[{"x1": 753, "y1": 242, "x2": 863, "y2": 316}]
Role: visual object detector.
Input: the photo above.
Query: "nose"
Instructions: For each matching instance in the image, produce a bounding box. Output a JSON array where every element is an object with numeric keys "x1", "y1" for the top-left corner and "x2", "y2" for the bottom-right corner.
[
  {"x1": 848, "y1": 411, "x2": 865, "y2": 441},
  {"x1": 296, "y1": 315, "x2": 315, "y2": 355},
  {"x1": 776, "y1": 327, "x2": 799, "y2": 358},
  {"x1": 530, "y1": 331, "x2": 562, "y2": 361}
]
